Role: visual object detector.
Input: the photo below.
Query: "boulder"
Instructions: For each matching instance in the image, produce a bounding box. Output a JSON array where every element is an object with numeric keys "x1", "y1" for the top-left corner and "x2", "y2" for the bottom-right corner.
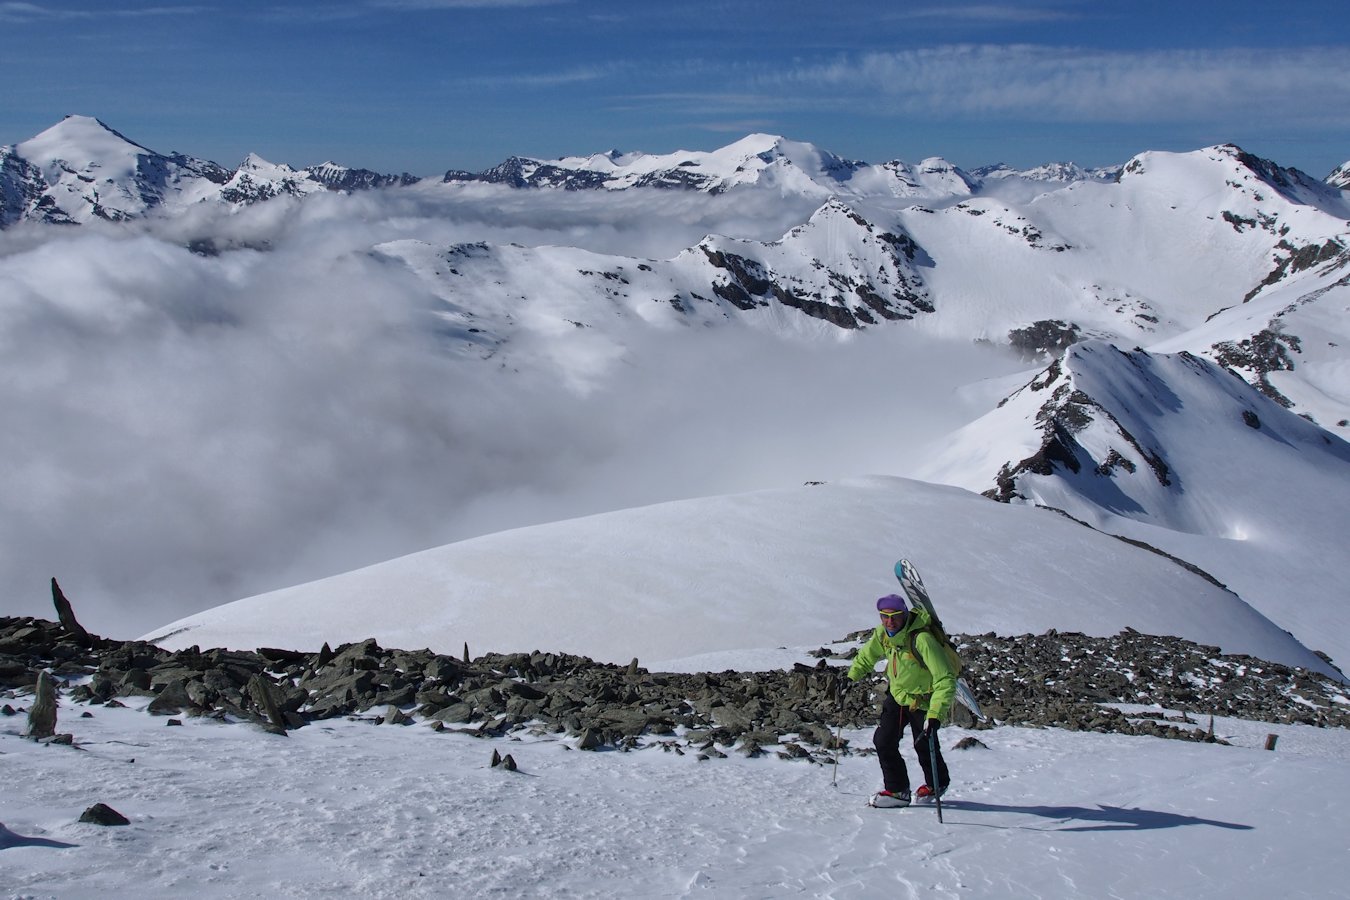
[
  {"x1": 78, "y1": 803, "x2": 129, "y2": 826},
  {"x1": 26, "y1": 670, "x2": 57, "y2": 738}
]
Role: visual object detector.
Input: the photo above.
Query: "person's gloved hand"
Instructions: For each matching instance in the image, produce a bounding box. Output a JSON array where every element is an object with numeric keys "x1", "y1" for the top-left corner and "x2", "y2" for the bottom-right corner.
[{"x1": 924, "y1": 718, "x2": 941, "y2": 738}]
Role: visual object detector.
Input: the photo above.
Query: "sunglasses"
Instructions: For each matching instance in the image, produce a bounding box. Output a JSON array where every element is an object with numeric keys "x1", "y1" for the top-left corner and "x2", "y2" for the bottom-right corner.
[{"x1": 879, "y1": 610, "x2": 907, "y2": 620}]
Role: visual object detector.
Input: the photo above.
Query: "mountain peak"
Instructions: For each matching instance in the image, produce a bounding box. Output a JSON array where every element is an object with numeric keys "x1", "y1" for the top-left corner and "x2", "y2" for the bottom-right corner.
[
  {"x1": 721, "y1": 132, "x2": 792, "y2": 155},
  {"x1": 50, "y1": 114, "x2": 140, "y2": 142},
  {"x1": 1325, "y1": 160, "x2": 1350, "y2": 189},
  {"x1": 18, "y1": 113, "x2": 151, "y2": 162}
]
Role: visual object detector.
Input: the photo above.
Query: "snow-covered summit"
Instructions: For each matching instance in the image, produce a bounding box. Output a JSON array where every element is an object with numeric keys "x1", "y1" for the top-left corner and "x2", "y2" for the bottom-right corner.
[
  {"x1": 1120, "y1": 143, "x2": 1350, "y2": 217},
  {"x1": 16, "y1": 115, "x2": 151, "y2": 172},
  {"x1": 6, "y1": 115, "x2": 227, "y2": 223}
]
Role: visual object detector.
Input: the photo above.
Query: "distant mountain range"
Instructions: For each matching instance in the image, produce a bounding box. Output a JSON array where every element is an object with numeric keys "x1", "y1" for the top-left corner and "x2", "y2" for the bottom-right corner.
[
  {"x1": 4, "y1": 115, "x2": 1348, "y2": 673},
  {"x1": 4, "y1": 120, "x2": 1346, "y2": 415}
]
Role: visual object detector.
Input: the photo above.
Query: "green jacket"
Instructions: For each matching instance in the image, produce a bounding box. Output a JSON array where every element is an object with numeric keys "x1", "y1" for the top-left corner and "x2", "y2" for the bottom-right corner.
[{"x1": 846, "y1": 606, "x2": 956, "y2": 721}]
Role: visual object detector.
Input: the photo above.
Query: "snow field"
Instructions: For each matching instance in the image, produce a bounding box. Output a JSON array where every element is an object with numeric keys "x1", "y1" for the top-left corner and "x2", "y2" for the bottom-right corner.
[{"x1": 3, "y1": 697, "x2": 1347, "y2": 899}]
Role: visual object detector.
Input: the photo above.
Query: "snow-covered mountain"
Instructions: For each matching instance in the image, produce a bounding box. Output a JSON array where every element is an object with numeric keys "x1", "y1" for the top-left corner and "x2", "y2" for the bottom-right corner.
[
  {"x1": 1, "y1": 116, "x2": 230, "y2": 225},
  {"x1": 377, "y1": 141, "x2": 1350, "y2": 426},
  {"x1": 918, "y1": 341, "x2": 1350, "y2": 669},
  {"x1": 0, "y1": 116, "x2": 420, "y2": 225},
  {"x1": 444, "y1": 133, "x2": 932, "y2": 198},
  {"x1": 2, "y1": 116, "x2": 1348, "y2": 680}
]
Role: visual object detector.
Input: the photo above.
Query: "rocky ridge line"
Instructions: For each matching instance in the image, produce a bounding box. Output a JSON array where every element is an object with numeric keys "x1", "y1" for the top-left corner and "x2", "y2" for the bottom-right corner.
[{"x1": 3, "y1": 615, "x2": 1347, "y2": 762}]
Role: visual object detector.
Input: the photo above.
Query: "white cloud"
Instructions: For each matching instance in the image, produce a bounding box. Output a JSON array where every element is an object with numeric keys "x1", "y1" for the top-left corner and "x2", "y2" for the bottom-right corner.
[
  {"x1": 0, "y1": 2, "x2": 205, "y2": 21},
  {"x1": 0, "y1": 190, "x2": 1018, "y2": 638},
  {"x1": 776, "y1": 44, "x2": 1350, "y2": 126},
  {"x1": 370, "y1": 0, "x2": 568, "y2": 9},
  {"x1": 906, "y1": 4, "x2": 1081, "y2": 24}
]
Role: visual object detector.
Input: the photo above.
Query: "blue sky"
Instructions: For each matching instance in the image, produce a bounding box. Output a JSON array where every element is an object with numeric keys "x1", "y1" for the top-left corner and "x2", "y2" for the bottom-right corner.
[{"x1": 2, "y1": 0, "x2": 1348, "y2": 177}]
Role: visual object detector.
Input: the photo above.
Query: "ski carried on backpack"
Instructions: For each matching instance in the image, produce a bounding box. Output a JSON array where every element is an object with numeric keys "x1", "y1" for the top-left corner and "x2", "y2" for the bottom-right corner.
[{"x1": 895, "y1": 559, "x2": 986, "y2": 721}]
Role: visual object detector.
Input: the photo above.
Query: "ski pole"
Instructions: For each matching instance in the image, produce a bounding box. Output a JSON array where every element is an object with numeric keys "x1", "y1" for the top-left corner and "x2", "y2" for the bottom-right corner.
[
  {"x1": 928, "y1": 725, "x2": 944, "y2": 824},
  {"x1": 831, "y1": 677, "x2": 844, "y2": 788}
]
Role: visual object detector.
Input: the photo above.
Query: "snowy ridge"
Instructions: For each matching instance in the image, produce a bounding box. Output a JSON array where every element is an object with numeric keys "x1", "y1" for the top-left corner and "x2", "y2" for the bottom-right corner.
[
  {"x1": 367, "y1": 195, "x2": 933, "y2": 374},
  {"x1": 445, "y1": 133, "x2": 873, "y2": 196},
  {"x1": 0, "y1": 116, "x2": 420, "y2": 223},
  {"x1": 973, "y1": 160, "x2": 1120, "y2": 184},
  {"x1": 143, "y1": 475, "x2": 1334, "y2": 676},
  {"x1": 921, "y1": 341, "x2": 1350, "y2": 669}
]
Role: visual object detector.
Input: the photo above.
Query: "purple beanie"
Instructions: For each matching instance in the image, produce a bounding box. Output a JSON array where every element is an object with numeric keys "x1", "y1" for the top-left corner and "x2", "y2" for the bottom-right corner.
[{"x1": 876, "y1": 594, "x2": 908, "y2": 613}]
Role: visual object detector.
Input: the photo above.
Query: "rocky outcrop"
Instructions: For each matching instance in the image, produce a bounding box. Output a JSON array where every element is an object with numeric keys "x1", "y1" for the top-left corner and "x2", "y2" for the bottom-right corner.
[
  {"x1": 25, "y1": 669, "x2": 57, "y2": 738},
  {"x1": 3, "y1": 617, "x2": 1346, "y2": 761},
  {"x1": 50, "y1": 578, "x2": 91, "y2": 647}
]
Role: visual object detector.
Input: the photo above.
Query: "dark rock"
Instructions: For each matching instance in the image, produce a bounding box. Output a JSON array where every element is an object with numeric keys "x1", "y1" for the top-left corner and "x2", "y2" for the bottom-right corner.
[
  {"x1": 147, "y1": 679, "x2": 195, "y2": 716},
  {"x1": 26, "y1": 670, "x2": 57, "y2": 738},
  {"x1": 382, "y1": 705, "x2": 413, "y2": 726},
  {"x1": 50, "y1": 578, "x2": 92, "y2": 646},
  {"x1": 79, "y1": 803, "x2": 129, "y2": 826},
  {"x1": 119, "y1": 669, "x2": 152, "y2": 692},
  {"x1": 246, "y1": 674, "x2": 289, "y2": 731}
]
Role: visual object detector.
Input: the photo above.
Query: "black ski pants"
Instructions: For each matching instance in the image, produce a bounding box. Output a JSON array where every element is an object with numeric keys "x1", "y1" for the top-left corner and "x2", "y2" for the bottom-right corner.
[{"x1": 873, "y1": 693, "x2": 949, "y2": 794}]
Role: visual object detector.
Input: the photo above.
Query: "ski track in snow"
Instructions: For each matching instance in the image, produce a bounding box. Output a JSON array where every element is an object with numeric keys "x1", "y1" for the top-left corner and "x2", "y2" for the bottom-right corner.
[{"x1": 2, "y1": 697, "x2": 1347, "y2": 899}]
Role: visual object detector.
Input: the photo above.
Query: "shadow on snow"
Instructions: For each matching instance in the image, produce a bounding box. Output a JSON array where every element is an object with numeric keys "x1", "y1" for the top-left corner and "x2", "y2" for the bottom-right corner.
[
  {"x1": 939, "y1": 801, "x2": 1252, "y2": 832},
  {"x1": 0, "y1": 824, "x2": 79, "y2": 850}
]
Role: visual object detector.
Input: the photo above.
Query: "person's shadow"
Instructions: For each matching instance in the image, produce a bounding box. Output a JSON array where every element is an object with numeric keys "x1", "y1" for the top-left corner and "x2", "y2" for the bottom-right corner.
[
  {"x1": 0, "y1": 823, "x2": 78, "y2": 849},
  {"x1": 940, "y1": 801, "x2": 1252, "y2": 832}
]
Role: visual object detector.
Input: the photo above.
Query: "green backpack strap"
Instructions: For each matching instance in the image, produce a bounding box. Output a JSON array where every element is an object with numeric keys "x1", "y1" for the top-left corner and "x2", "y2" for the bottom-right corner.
[
  {"x1": 908, "y1": 625, "x2": 962, "y2": 676},
  {"x1": 907, "y1": 627, "x2": 930, "y2": 671}
]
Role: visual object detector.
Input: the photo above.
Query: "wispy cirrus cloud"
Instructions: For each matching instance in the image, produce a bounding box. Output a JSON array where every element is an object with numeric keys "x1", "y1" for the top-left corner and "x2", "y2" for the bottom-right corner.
[
  {"x1": 455, "y1": 63, "x2": 620, "y2": 89},
  {"x1": 775, "y1": 44, "x2": 1350, "y2": 126},
  {"x1": 370, "y1": 0, "x2": 569, "y2": 9},
  {"x1": 905, "y1": 3, "x2": 1082, "y2": 24},
  {"x1": 0, "y1": 2, "x2": 205, "y2": 21}
]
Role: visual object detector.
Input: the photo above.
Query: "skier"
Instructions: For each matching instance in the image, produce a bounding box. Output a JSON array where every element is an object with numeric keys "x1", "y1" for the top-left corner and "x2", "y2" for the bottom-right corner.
[{"x1": 846, "y1": 593, "x2": 955, "y2": 808}]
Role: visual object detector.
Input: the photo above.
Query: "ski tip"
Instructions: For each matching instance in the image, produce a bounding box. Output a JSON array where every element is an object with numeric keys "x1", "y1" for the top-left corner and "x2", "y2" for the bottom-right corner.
[{"x1": 894, "y1": 559, "x2": 908, "y2": 579}]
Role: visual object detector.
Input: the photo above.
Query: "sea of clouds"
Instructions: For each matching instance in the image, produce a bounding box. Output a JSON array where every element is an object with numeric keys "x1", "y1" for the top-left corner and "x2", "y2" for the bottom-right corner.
[{"x1": 0, "y1": 184, "x2": 1024, "y2": 636}]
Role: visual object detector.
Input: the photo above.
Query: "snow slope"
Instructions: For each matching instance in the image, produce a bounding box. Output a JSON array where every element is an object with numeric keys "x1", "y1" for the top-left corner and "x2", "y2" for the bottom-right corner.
[
  {"x1": 144, "y1": 476, "x2": 1333, "y2": 677},
  {"x1": 3, "y1": 690, "x2": 1347, "y2": 898}
]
